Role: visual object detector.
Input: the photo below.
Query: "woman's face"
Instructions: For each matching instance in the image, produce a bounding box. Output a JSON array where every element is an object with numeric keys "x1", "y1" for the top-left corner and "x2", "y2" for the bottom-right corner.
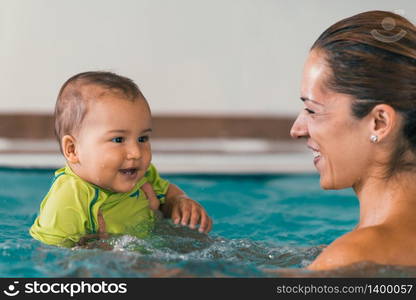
[{"x1": 290, "y1": 50, "x2": 373, "y2": 190}]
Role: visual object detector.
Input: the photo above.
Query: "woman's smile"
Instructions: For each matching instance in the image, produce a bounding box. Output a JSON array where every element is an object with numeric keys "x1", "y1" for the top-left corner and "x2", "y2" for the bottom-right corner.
[{"x1": 307, "y1": 144, "x2": 321, "y2": 165}]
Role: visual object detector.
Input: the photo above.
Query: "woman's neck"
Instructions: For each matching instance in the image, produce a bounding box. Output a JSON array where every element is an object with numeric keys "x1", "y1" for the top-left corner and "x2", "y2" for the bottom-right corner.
[{"x1": 354, "y1": 172, "x2": 416, "y2": 229}]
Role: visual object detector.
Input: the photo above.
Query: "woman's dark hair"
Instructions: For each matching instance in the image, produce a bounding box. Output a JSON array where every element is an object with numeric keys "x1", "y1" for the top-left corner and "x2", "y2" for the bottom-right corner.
[{"x1": 311, "y1": 10, "x2": 416, "y2": 177}]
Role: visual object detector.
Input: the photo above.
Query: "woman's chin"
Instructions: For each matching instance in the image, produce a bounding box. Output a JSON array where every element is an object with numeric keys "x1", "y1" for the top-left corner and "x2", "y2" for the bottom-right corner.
[
  {"x1": 320, "y1": 176, "x2": 349, "y2": 190},
  {"x1": 320, "y1": 182, "x2": 333, "y2": 190},
  {"x1": 319, "y1": 173, "x2": 334, "y2": 190}
]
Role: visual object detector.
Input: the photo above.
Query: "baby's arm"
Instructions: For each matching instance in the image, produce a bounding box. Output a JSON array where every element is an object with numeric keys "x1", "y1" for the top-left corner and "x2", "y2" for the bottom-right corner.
[
  {"x1": 160, "y1": 183, "x2": 213, "y2": 233},
  {"x1": 30, "y1": 178, "x2": 93, "y2": 248},
  {"x1": 143, "y1": 163, "x2": 211, "y2": 232}
]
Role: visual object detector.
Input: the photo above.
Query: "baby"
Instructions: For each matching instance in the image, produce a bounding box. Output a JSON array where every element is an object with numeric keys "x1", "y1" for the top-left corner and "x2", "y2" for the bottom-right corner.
[{"x1": 30, "y1": 71, "x2": 212, "y2": 247}]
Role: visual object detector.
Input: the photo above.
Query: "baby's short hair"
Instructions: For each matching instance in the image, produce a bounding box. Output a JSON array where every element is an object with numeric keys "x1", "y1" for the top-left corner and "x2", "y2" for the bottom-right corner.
[{"x1": 54, "y1": 71, "x2": 144, "y2": 149}]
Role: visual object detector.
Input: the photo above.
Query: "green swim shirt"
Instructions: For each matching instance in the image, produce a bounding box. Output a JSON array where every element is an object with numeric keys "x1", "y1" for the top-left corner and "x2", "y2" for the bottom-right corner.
[{"x1": 30, "y1": 164, "x2": 169, "y2": 247}]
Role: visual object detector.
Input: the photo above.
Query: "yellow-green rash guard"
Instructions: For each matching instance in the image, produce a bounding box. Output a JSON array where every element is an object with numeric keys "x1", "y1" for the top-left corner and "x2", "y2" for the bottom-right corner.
[{"x1": 29, "y1": 164, "x2": 169, "y2": 248}]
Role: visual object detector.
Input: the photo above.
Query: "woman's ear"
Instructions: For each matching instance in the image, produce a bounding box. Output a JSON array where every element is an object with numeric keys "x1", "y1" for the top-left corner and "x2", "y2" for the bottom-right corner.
[
  {"x1": 369, "y1": 104, "x2": 398, "y2": 142},
  {"x1": 61, "y1": 135, "x2": 79, "y2": 164}
]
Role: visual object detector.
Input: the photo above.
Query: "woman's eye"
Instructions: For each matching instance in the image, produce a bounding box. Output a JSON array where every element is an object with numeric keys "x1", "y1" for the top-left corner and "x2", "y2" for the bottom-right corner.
[
  {"x1": 111, "y1": 137, "x2": 124, "y2": 143},
  {"x1": 304, "y1": 108, "x2": 315, "y2": 114},
  {"x1": 138, "y1": 136, "x2": 150, "y2": 143}
]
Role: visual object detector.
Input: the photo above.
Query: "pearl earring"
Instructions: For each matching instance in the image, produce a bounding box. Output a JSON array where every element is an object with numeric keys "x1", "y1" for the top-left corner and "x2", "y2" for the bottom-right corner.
[{"x1": 370, "y1": 135, "x2": 378, "y2": 143}]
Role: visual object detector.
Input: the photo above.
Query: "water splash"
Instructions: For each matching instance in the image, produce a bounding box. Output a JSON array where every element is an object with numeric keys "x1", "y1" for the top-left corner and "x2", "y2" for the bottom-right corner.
[{"x1": 28, "y1": 219, "x2": 322, "y2": 277}]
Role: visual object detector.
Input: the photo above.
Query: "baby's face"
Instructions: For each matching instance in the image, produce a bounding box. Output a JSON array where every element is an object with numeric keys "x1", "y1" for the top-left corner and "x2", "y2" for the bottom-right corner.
[{"x1": 73, "y1": 91, "x2": 152, "y2": 193}]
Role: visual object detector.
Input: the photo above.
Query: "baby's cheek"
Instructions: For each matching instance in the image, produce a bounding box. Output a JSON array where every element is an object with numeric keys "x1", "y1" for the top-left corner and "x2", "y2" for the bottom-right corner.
[
  {"x1": 144, "y1": 154, "x2": 152, "y2": 168},
  {"x1": 101, "y1": 152, "x2": 122, "y2": 168}
]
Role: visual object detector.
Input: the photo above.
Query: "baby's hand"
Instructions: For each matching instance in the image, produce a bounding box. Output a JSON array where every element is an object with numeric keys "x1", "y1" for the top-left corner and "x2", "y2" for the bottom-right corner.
[
  {"x1": 141, "y1": 182, "x2": 160, "y2": 211},
  {"x1": 169, "y1": 195, "x2": 212, "y2": 233}
]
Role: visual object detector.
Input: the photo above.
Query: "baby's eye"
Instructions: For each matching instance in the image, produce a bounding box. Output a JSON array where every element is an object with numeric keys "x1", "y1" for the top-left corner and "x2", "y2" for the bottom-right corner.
[
  {"x1": 138, "y1": 136, "x2": 150, "y2": 143},
  {"x1": 111, "y1": 137, "x2": 124, "y2": 143},
  {"x1": 304, "y1": 108, "x2": 315, "y2": 114}
]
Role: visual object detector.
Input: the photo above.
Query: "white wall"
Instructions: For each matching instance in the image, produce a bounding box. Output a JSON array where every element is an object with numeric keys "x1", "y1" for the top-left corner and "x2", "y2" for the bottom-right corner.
[{"x1": 1, "y1": 0, "x2": 415, "y2": 116}]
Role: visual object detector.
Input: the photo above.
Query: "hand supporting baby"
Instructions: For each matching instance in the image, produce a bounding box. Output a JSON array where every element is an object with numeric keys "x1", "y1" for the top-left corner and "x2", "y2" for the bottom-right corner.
[{"x1": 76, "y1": 209, "x2": 112, "y2": 250}]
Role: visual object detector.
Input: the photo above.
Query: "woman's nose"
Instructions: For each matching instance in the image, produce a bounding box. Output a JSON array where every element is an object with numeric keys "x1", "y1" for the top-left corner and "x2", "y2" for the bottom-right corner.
[{"x1": 290, "y1": 113, "x2": 308, "y2": 139}]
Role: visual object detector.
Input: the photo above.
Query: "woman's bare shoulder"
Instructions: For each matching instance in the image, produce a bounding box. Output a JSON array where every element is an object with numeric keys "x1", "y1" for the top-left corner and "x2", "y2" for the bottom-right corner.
[{"x1": 307, "y1": 226, "x2": 389, "y2": 271}]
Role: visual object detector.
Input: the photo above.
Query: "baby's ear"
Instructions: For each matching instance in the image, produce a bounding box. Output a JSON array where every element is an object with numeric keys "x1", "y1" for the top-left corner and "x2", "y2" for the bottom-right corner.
[{"x1": 61, "y1": 135, "x2": 79, "y2": 164}]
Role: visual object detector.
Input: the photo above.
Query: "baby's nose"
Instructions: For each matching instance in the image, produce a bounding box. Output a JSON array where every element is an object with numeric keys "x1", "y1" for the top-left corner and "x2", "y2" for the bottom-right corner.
[{"x1": 127, "y1": 144, "x2": 141, "y2": 159}]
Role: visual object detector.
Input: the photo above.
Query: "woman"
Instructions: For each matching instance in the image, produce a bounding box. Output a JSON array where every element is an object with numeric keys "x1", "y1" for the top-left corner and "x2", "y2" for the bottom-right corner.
[{"x1": 290, "y1": 10, "x2": 416, "y2": 271}]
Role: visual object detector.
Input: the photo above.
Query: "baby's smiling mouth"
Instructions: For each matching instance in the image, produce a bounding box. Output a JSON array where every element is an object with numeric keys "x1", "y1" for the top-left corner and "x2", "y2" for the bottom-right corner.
[{"x1": 119, "y1": 168, "x2": 138, "y2": 176}]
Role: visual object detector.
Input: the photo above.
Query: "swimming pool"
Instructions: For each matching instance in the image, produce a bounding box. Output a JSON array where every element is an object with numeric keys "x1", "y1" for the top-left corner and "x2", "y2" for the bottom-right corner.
[{"x1": 1, "y1": 167, "x2": 415, "y2": 277}]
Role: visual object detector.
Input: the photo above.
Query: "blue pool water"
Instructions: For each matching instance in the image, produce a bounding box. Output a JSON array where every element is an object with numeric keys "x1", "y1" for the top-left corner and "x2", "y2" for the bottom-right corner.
[{"x1": 1, "y1": 167, "x2": 415, "y2": 277}]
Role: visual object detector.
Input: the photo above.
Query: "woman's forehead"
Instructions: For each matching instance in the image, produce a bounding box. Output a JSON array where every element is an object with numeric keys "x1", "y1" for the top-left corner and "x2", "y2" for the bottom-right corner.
[{"x1": 301, "y1": 52, "x2": 330, "y2": 96}]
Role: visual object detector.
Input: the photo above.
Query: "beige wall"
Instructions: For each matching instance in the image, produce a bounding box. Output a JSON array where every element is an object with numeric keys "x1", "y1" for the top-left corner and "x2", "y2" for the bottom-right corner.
[{"x1": 1, "y1": 0, "x2": 415, "y2": 116}]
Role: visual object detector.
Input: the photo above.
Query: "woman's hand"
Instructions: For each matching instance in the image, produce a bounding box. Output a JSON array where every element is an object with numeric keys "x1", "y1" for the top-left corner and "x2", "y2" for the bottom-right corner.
[
  {"x1": 76, "y1": 210, "x2": 112, "y2": 250},
  {"x1": 141, "y1": 182, "x2": 160, "y2": 211}
]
